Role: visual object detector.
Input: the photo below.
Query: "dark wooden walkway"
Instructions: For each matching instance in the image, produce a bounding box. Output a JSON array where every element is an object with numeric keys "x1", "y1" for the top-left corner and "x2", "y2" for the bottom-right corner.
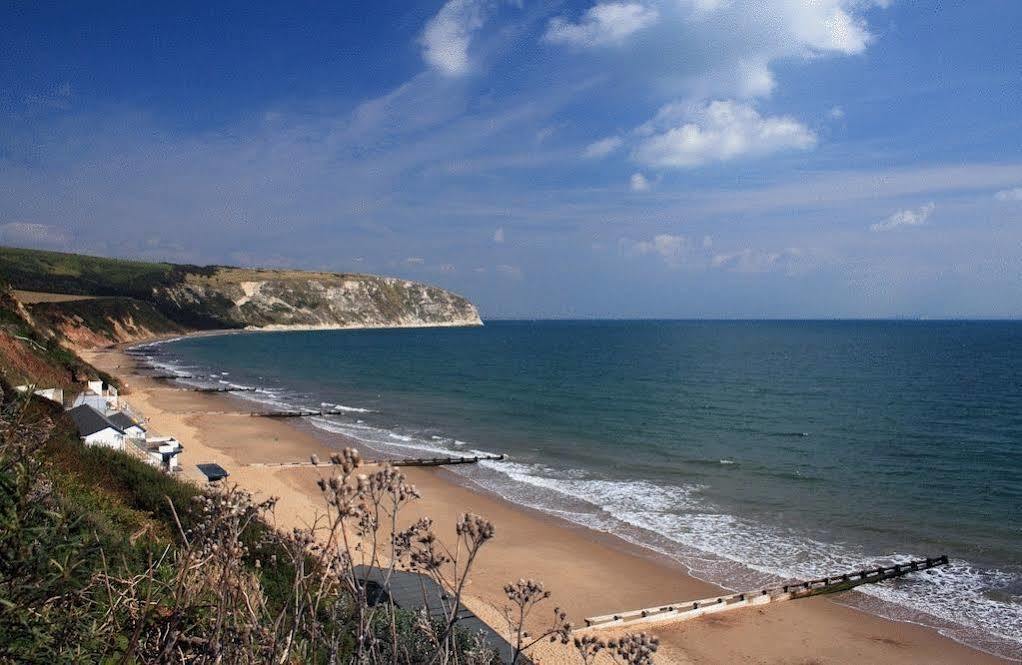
[{"x1": 352, "y1": 565, "x2": 524, "y2": 665}]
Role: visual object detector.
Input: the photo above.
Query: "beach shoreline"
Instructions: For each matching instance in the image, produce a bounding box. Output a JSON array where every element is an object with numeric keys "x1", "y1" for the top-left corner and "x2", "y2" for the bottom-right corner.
[{"x1": 81, "y1": 335, "x2": 1014, "y2": 665}]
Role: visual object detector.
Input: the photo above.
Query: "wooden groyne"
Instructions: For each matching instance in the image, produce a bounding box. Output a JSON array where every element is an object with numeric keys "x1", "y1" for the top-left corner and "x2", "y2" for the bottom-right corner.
[
  {"x1": 246, "y1": 454, "x2": 505, "y2": 469},
  {"x1": 387, "y1": 454, "x2": 505, "y2": 467},
  {"x1": 251, "y1": 409, "x2": 355, "y2": 418},
  {"x1": 581, "y1": 555, "x2": 949, "y2": 631}
]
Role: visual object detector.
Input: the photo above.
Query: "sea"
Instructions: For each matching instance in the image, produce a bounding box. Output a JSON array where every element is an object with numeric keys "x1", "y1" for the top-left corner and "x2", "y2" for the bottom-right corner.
[{"x1": 134, "y1": 320, "x2": 1022, "y2": 660}]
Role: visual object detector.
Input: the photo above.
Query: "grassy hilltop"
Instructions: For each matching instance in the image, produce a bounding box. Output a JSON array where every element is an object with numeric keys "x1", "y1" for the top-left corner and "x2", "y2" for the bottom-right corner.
[{"x1": 0, "y1": 245, "x2": 213, "y2": 299}]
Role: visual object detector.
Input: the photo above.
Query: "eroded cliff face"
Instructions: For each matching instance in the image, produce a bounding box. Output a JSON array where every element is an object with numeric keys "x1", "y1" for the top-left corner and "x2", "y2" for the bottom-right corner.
[
  {"x1": 152, "y1": 270, "x2": 482, "y2": 330},
  {"x1": 28, "y1": 298, "x2": 186, "y2": 348}
]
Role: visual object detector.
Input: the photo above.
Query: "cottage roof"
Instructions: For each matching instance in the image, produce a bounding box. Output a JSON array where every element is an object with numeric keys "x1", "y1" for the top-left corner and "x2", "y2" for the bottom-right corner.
[
  {"x1": 108, "y1": 411, "x2": 144, "y2": 431},
  {"x1": 68, "y1": 405, "x2": 123, "y2": 437}
]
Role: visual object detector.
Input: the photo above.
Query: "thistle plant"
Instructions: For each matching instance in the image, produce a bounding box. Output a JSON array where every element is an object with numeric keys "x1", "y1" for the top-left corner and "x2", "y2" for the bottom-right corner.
[
  {"x1": 501, "y1": 579, "x2": 571, "y2": 664},
  {"x1": 572, "y1": 632, "x2": 660, "y2": 665}
]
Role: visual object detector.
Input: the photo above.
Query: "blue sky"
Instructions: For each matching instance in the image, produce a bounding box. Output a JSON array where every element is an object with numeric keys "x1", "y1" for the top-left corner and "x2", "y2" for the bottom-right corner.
[{"x1": 1, "y1": 1, "x2": 1021, "y2": 318}]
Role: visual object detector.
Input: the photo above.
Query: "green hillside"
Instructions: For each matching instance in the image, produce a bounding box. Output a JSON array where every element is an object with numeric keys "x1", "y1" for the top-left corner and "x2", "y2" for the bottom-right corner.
[{"x1": 0, "y1": 245, "x2": 215, "y2": 298}]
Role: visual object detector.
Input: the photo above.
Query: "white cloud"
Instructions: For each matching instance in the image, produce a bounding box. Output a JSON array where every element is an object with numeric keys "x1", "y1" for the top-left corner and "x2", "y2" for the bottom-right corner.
[
  {"x1": 828, "y1": 105, "x2": 845, "y2": 119},
  {"x1": 493, "y1": 227, "x2": 505, "y2": 243},
  {"x1": 583, "y1": 136, "x2": 624, "y2": 158},
  {"x1": 495, "y1": 264, "x2": 523, "y2": 279},
  {"x1": 535, "y1": 125, "x2": 557, "y2": 143},
  {"x1": 622, "y1": 232, "x2": 817, "y2": 275},
  {"x1": 633, "y1": 100, "x2": 816, "y2": 168},
  {"x1": 0, "y1": 222, "x2": 70, "y2": 247},
  {"x1": 630, "y1": 172, "x2": 652, "y2": 191},
  {"x1": 421, "y1": 0, "x2": 492, "y2": 76},
  {"x1": 625, "y1": 233, "x2": 690, "y2": 266},
  {"x1": 870, "y1": 202, "x2": 936, "y2": 232},
  {"x1": 711, "y1": 247, "x2": 807, "y2": 274},
  {"x1": 545, "y1": 2, "x2": 659, "y2": 47},
  {"x1": 994, "y1": 187, "x2": 1022, "y2": 201},
  {"x1": 544, "y1": 1, "x2": 882, "y2": 102},
  {"x1": 404, "y1": 256, "x2": 426, "y2": 265}
]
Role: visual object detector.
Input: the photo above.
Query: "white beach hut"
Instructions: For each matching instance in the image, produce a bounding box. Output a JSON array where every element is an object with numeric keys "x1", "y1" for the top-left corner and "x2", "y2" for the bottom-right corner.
[
  {"x1": 82, "y1": 380, "x2": 119, "y2": 410},
  {"x1": 13, "y1": 385, "x2": 64, "y2": 405},
  {"x1": 144, "y1": 435, "x2": 184, "y2": 472}
]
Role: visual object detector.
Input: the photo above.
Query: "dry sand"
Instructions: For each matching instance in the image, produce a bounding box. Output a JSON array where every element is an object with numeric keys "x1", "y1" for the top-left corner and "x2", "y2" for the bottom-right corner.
[{"x1": 82, "y1": 344, "x2": 1010, "y2": 665}]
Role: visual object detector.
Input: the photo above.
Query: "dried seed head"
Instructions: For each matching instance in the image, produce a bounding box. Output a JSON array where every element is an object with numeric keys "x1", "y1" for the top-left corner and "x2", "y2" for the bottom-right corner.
[
  {"x1": 609, "y1": 632, "x2": 660, "y2": 665},
  {"x1": 456, "y1": 513, "x2": 495, "y2": 546}
]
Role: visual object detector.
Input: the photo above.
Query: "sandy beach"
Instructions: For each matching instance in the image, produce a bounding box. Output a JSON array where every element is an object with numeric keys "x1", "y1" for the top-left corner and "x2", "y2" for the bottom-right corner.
[{"x1": 82, "y1": 342, "x2": 1011, "y2": 665}]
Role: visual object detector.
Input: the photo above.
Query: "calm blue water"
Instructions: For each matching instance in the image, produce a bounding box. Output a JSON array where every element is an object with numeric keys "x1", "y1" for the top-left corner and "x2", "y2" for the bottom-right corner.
[{"x1": 142, "y1": 321, "x2": 1022, "y2": 659}]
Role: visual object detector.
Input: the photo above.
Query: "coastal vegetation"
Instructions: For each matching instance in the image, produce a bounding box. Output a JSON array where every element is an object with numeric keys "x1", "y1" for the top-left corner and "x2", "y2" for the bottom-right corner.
[{"x1": 0, "y1": 388, "x2": 659, "y2": 663}]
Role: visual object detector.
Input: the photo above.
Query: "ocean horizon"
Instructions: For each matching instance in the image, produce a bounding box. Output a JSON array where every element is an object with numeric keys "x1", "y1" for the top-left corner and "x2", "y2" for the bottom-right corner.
[{"x1": 139, "y1": 320, "x2": 1022, "y2": 660}]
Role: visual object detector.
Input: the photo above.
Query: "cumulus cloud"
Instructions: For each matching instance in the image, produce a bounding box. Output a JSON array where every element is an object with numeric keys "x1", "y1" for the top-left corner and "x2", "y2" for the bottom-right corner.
[
  {"x1": 829, "y1": 105, "x2": 845, "y2": 119},
  {"x1": 493, "y1": 227, "x2": 505, "y2": 243},
  {"x1": 629, "y1": 172, "x2": 652, "y2": 191},
  {"x1": 545, "y1": 0, "x2": 881, "y2": 101},
  {"x1": 545, "y1": 2, "x2": 660, "y2": 47},
  {"x1": 584, "y1": 136, "x2": 624, "y2": 158},
  {"x1": 994, "y1": 187, "x2": 1022, "y2": 201},
  {"x1": 421, "y1": 0, "x2": 493, "y2": 76},
  {"x1": 633, "y1": 100, "x2": 816, "y2": 168},
  {"x1": 870, "y1": 202, "x2": 936, "y2": 232}
]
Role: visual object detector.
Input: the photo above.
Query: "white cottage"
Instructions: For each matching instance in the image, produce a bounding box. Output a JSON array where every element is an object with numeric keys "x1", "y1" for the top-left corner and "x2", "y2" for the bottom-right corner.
[
  {"x1": 67, "y1": 404, "x2": 124, "y2": 449},
  {"x1": 107, "y1": 411, "x2": 147, "y2": 441}
]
